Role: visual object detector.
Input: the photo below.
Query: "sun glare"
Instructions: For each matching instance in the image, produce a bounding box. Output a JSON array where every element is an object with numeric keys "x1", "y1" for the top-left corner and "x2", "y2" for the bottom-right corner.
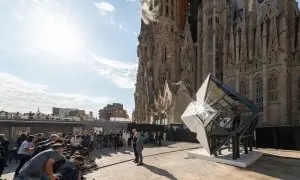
[{"x1": 34, "y1": 18, "x2": 85, "y2": 56}]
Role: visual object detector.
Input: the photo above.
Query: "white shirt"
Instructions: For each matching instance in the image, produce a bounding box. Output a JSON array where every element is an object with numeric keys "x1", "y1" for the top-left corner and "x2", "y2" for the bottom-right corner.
[
  {"x1": 90, "y1": 135, "x2": 94, "y2": 142},
  {"x1": 122, "y1": 133, "x2": 129, "y2": 142},
  {"x1": 70, "y1": 136, "x2": 81, "y2": 146},
  {"x1": 17, "y1": 141, "x2": 32, "y2": 155}
]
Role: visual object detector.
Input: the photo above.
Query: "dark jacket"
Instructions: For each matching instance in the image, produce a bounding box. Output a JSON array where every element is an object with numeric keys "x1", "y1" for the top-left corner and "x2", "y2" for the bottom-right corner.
[
  {"x1": 0, "y1": 139, "x2": 9, "y2": 152},
  {"x1": 132, "y1": 136, "x2": 137, "y2": 146},
  {"x1": 136, "y1": 136, "x2": 144, "y2": 152},
  {"x1": 0, "y1": 146, "x2": 4, "y2": 158}
]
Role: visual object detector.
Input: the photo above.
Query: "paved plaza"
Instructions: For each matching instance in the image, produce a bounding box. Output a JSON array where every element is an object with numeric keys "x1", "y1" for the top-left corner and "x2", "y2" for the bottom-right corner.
[{"x1": 2, "y1": 142, "x2": 300, "y2": 180}]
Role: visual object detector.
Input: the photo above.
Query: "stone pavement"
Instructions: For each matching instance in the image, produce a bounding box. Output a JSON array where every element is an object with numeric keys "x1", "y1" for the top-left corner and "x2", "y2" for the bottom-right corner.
[
  {"x1": 2, "y1": 142, "x2": 300, "y2": 180},
  {"x1": 87, "y1": 143, "x2": 300, "y2": 180}
]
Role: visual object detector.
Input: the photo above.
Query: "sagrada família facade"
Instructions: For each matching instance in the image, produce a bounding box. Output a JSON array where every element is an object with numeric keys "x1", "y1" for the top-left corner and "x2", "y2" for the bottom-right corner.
[{"x1": 134, "y1": 0, "x2": 300, "y2": 127}]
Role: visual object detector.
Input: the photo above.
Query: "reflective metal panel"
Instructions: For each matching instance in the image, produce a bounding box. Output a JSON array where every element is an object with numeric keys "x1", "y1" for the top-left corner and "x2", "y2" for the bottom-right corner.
[{"x1": 181, "y1": 74, "x2": 259, "y2": 155}]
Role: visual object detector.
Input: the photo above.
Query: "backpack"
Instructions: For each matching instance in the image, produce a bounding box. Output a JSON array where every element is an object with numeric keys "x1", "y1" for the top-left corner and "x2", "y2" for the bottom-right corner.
[
  {"x1": 57, "y1": 168, "x2": 79, "y2": 180},
  {"x1": 53, "y1": 158, "x2": 67, "y2": 172},
  {"x1": 55, "y1": 161, "x2": 80, "y2": 180}
]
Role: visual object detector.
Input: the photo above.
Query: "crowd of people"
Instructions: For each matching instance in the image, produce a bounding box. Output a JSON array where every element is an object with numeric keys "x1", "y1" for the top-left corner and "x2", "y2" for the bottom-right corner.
[
  {"x1": 0, "y1": 129, "x2": 167, "y2": 179},
  {"x1": 0, "y1": 131, "x2": 97, "y2": 180}
]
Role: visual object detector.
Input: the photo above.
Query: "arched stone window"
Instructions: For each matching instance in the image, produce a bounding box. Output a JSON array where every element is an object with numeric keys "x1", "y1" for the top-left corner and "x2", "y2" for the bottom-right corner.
[
  {"x1": 165, "y1": 5, "x2": 169, "y2": 16},
  {"x1": 161, "y1": 74, "x2": 166, "y2": 82},
  {"x1": 255, "y1": 77, "x2": 263, "y2": 112},
  {"x1": 208, "y1": 36, "x2": 213, "y2": 50},
  {"x1": 215, "y1": 16, "x2": 220, "y2": 24},
  {"x1": 268, "y1": 74, "x2": 278, "y2": 101},
  {"x1": 161, "y1": 45, "x2": 167, "y2": 63},
  {"x1": 240, "y1": 81, "x2": 248, "y2": 97},
  {"x1": 208, "y1": 17, "x2": 213, "y2": 26},
  {"x1": 171, "y1": 10, "x2": 174, "y2": 20}
]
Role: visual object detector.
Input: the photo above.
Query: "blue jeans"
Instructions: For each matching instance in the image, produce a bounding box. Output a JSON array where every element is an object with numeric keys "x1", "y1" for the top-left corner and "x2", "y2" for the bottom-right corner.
[
  {"x1": 15, "y1": 154, "x2": 31, "y2": 175},
  {"x1": 137, "y1": 150, "x2": 143, "y2": 163}
]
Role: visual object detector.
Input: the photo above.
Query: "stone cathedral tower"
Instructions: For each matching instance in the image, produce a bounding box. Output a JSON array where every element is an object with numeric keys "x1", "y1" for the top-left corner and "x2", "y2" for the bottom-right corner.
[
  {"x1": 135, "y1": 0, "x2": 300, "y2": 127},
  {"x1": 135, "y1": 0, "x2": 187, "y2": 124}
]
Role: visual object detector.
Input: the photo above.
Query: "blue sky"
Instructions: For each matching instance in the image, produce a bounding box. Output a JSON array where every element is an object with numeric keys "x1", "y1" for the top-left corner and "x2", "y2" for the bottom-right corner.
[{"x1": 0, "y1": 0, "x2": 140, "y2": 117}]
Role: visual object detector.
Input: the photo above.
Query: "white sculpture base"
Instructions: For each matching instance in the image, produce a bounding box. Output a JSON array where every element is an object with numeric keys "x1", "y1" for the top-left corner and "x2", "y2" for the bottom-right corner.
[{"x1": 187, "y1": 148, "x2": 263, "y2": 168}]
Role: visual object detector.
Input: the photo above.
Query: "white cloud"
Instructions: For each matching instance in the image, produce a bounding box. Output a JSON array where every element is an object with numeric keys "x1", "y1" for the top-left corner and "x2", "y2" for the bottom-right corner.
[
  {"x1": 93, "y1": 2, "x2": 130, "y2": 32},
  {"x1": 125, "y1": 0, "x2": 136, "y2": 2},
  {"x1": 13, "y1": 12, "x2": 25, "y2": 20},
  {"x1": 94, "y1": 1, "x2": 115, "y2": 16},
  {"x1": 88, "y1": 53, "x2": 137, "y2": 89},
  {"x1": 0, "y1": 73, "x2": 113, "y2": 114}
]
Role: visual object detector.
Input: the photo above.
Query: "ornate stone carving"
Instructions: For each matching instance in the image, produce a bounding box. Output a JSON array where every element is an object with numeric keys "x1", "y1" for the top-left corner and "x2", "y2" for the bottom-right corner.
[{"x1": 135, "y1": 0, "x2": 297, "y2": 126}]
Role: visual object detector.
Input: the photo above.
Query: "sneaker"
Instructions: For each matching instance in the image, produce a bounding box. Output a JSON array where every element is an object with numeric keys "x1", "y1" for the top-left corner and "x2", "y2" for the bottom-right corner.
[{"x1": 137, "y1": 162, "x2": 143, "y2": 166}]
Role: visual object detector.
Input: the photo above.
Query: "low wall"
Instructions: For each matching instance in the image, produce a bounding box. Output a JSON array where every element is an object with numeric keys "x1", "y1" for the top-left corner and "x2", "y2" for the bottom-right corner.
[
  {"x1": 0, "y1": 120, "x2": 129, "y2": 141},
  {"x1": 127, "y1": 123, "x2": 198, "y2": 143},
  {"x1": 127, "y1": 123, "x2": 300, "y2": 150},
  {"x1": 255, "y1": 126, "x2": 300, "y2": 150}
]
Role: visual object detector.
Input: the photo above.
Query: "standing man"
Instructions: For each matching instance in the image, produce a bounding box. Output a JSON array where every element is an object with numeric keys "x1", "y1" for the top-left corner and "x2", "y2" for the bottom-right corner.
[
  {"x1": 15, "y1": 135, "x2": 35, "y2": 176},
  {"x1": 132, "y1": 129, "x2": 138, "y2": 163},
  {"x1": 122, "y1": 131, "x2": 130, "y2": 150},
  {"x1": 0, "y1": 134, "x2": 9, "y2": 167},
  {"x1": 0, "y1": 144, "x2": 5, "y2": 179},
  {"x1": 135, "y1": 132, "x2": 144, "y2": 166}
]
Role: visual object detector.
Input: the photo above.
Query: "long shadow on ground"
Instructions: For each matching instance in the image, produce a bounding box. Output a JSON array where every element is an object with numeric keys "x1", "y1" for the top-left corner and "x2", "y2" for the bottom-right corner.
[
  {"x1": 142, "y1": 164, "x2": 178, "y2": 180},
  {"x1": 96, "y1": 146, "x2": 200, "y2": 169},
  {"x1": 246, "y1": 155, "x2": 300, "y2": 180}
]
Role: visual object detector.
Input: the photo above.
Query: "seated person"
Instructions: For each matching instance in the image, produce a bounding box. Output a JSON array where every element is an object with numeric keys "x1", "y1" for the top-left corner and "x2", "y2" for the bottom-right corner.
[{"x1": 18, "y1": 143, "x2": 63, "y2": 180}]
